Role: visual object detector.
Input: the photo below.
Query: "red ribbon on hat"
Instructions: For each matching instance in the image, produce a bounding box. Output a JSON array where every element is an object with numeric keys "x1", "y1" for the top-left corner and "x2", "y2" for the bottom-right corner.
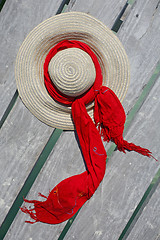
[{"x1": 21, "y1": 40, "x2": 157, "y2": 224}]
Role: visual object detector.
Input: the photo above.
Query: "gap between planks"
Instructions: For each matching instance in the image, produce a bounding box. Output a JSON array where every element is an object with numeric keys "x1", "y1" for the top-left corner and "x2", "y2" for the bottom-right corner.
[{"x1": 0, "y1": 0, "x2": 6, "y2": 11}]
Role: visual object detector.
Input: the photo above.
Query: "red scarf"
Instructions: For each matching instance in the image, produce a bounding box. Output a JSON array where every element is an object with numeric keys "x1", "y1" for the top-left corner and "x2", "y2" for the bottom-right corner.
[{"x1": 21, "y1": 40, "x2": 156, "y2": 224}]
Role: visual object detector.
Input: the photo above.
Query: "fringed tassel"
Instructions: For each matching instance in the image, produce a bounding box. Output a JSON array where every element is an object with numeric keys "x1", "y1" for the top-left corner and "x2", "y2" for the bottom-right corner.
[
  {"x1": 20, "y1": 199, "x2": 39, "y2": 224},
  {"x1": 20, "y1": 194, "x2": 54, "y2": 224},
  {"x1": 114, "y1": 137, "x2": 158, "y2": 161},
  {"x1": 94, "y1": 86, "x2": 158, "y2": 161}
]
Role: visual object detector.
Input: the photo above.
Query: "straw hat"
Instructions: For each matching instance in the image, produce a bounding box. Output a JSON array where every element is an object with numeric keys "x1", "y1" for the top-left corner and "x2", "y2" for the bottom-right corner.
[{"x1": 15, "y1": 12, "x2": 130, "y2": 130}]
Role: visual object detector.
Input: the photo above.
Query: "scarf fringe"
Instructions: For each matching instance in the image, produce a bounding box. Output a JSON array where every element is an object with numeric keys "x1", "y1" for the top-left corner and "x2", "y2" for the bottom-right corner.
[
  {"x1": 20, "y1": 207, "x2": 38, "y2": 224},
  {"x1": 98, "y1": 124, "x2": 158, "y2": 161},
  {"x1": 95, "y1": 86, "x2": 158, "y2": 162},
  {"x1": 20, "y1": 197, "x2": 39, "y2": 224}
]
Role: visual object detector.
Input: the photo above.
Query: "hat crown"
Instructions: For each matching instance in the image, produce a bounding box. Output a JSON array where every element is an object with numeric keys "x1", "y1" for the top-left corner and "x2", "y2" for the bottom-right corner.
[{"x1": 48, "y1": 48, "x2": 96, "y2": 97}]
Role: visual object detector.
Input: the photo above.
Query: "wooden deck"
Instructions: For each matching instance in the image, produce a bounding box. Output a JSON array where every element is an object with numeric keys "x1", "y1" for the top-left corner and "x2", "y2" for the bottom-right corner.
[{"x1": 0, "y1": 0, "x2": 160, "y2": 239}]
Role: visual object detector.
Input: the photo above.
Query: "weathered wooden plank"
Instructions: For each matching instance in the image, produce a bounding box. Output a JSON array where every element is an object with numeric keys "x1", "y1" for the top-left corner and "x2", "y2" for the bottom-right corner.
[
  {"x1": 127, "y1": 182, "x2": 160, "y2": 240},
  {"x1": 118, "y1": 0, "x2": 160, "y2": 112},
  {"x1": 66, "y1": 0, "x2": 127, "y2": 28},
  {"x1": 0, "y1": 98, "x2": 53, "y2": 225},
  {"x1": 0, "y1": 0, "x2": 63, "y2": 118}
]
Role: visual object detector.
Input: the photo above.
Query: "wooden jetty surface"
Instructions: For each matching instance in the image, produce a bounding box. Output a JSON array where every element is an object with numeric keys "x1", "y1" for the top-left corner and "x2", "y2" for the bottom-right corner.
[{"x1": 0, "y1": 0, "x2": 160, "y2": 239}]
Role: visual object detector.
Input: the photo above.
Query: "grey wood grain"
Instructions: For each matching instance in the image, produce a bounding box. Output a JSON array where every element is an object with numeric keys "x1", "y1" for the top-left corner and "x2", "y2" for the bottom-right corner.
[
  {"x1": 118, "y1": 0, "x2": 160, "y2": 113},
  {"x1": 127, "y1": 183, "x2": 160, "y2": 240},
  {"x1": 0, "y1": 0, "x2": 63, "y2": 118},
  {"x1": 0, "y1": 98, "x2": 53, "y2": 225},
  {"x1": 66, "y1": 0, "x2": 127, "y2": 28}
]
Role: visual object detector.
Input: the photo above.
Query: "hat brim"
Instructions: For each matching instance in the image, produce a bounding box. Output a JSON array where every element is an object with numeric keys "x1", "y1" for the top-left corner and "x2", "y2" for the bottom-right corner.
[{"x1": 15, "y1": 12, "x2": 130, "y2": 130}]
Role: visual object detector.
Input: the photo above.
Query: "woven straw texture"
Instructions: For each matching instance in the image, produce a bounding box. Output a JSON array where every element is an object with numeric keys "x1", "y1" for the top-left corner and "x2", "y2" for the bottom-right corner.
[
  {"x1": 48, "y1": 48, "x2": 96, "y2": 97},
  {"x1": 15, "y1": 12, "x2": 130, "y2": 130}
]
